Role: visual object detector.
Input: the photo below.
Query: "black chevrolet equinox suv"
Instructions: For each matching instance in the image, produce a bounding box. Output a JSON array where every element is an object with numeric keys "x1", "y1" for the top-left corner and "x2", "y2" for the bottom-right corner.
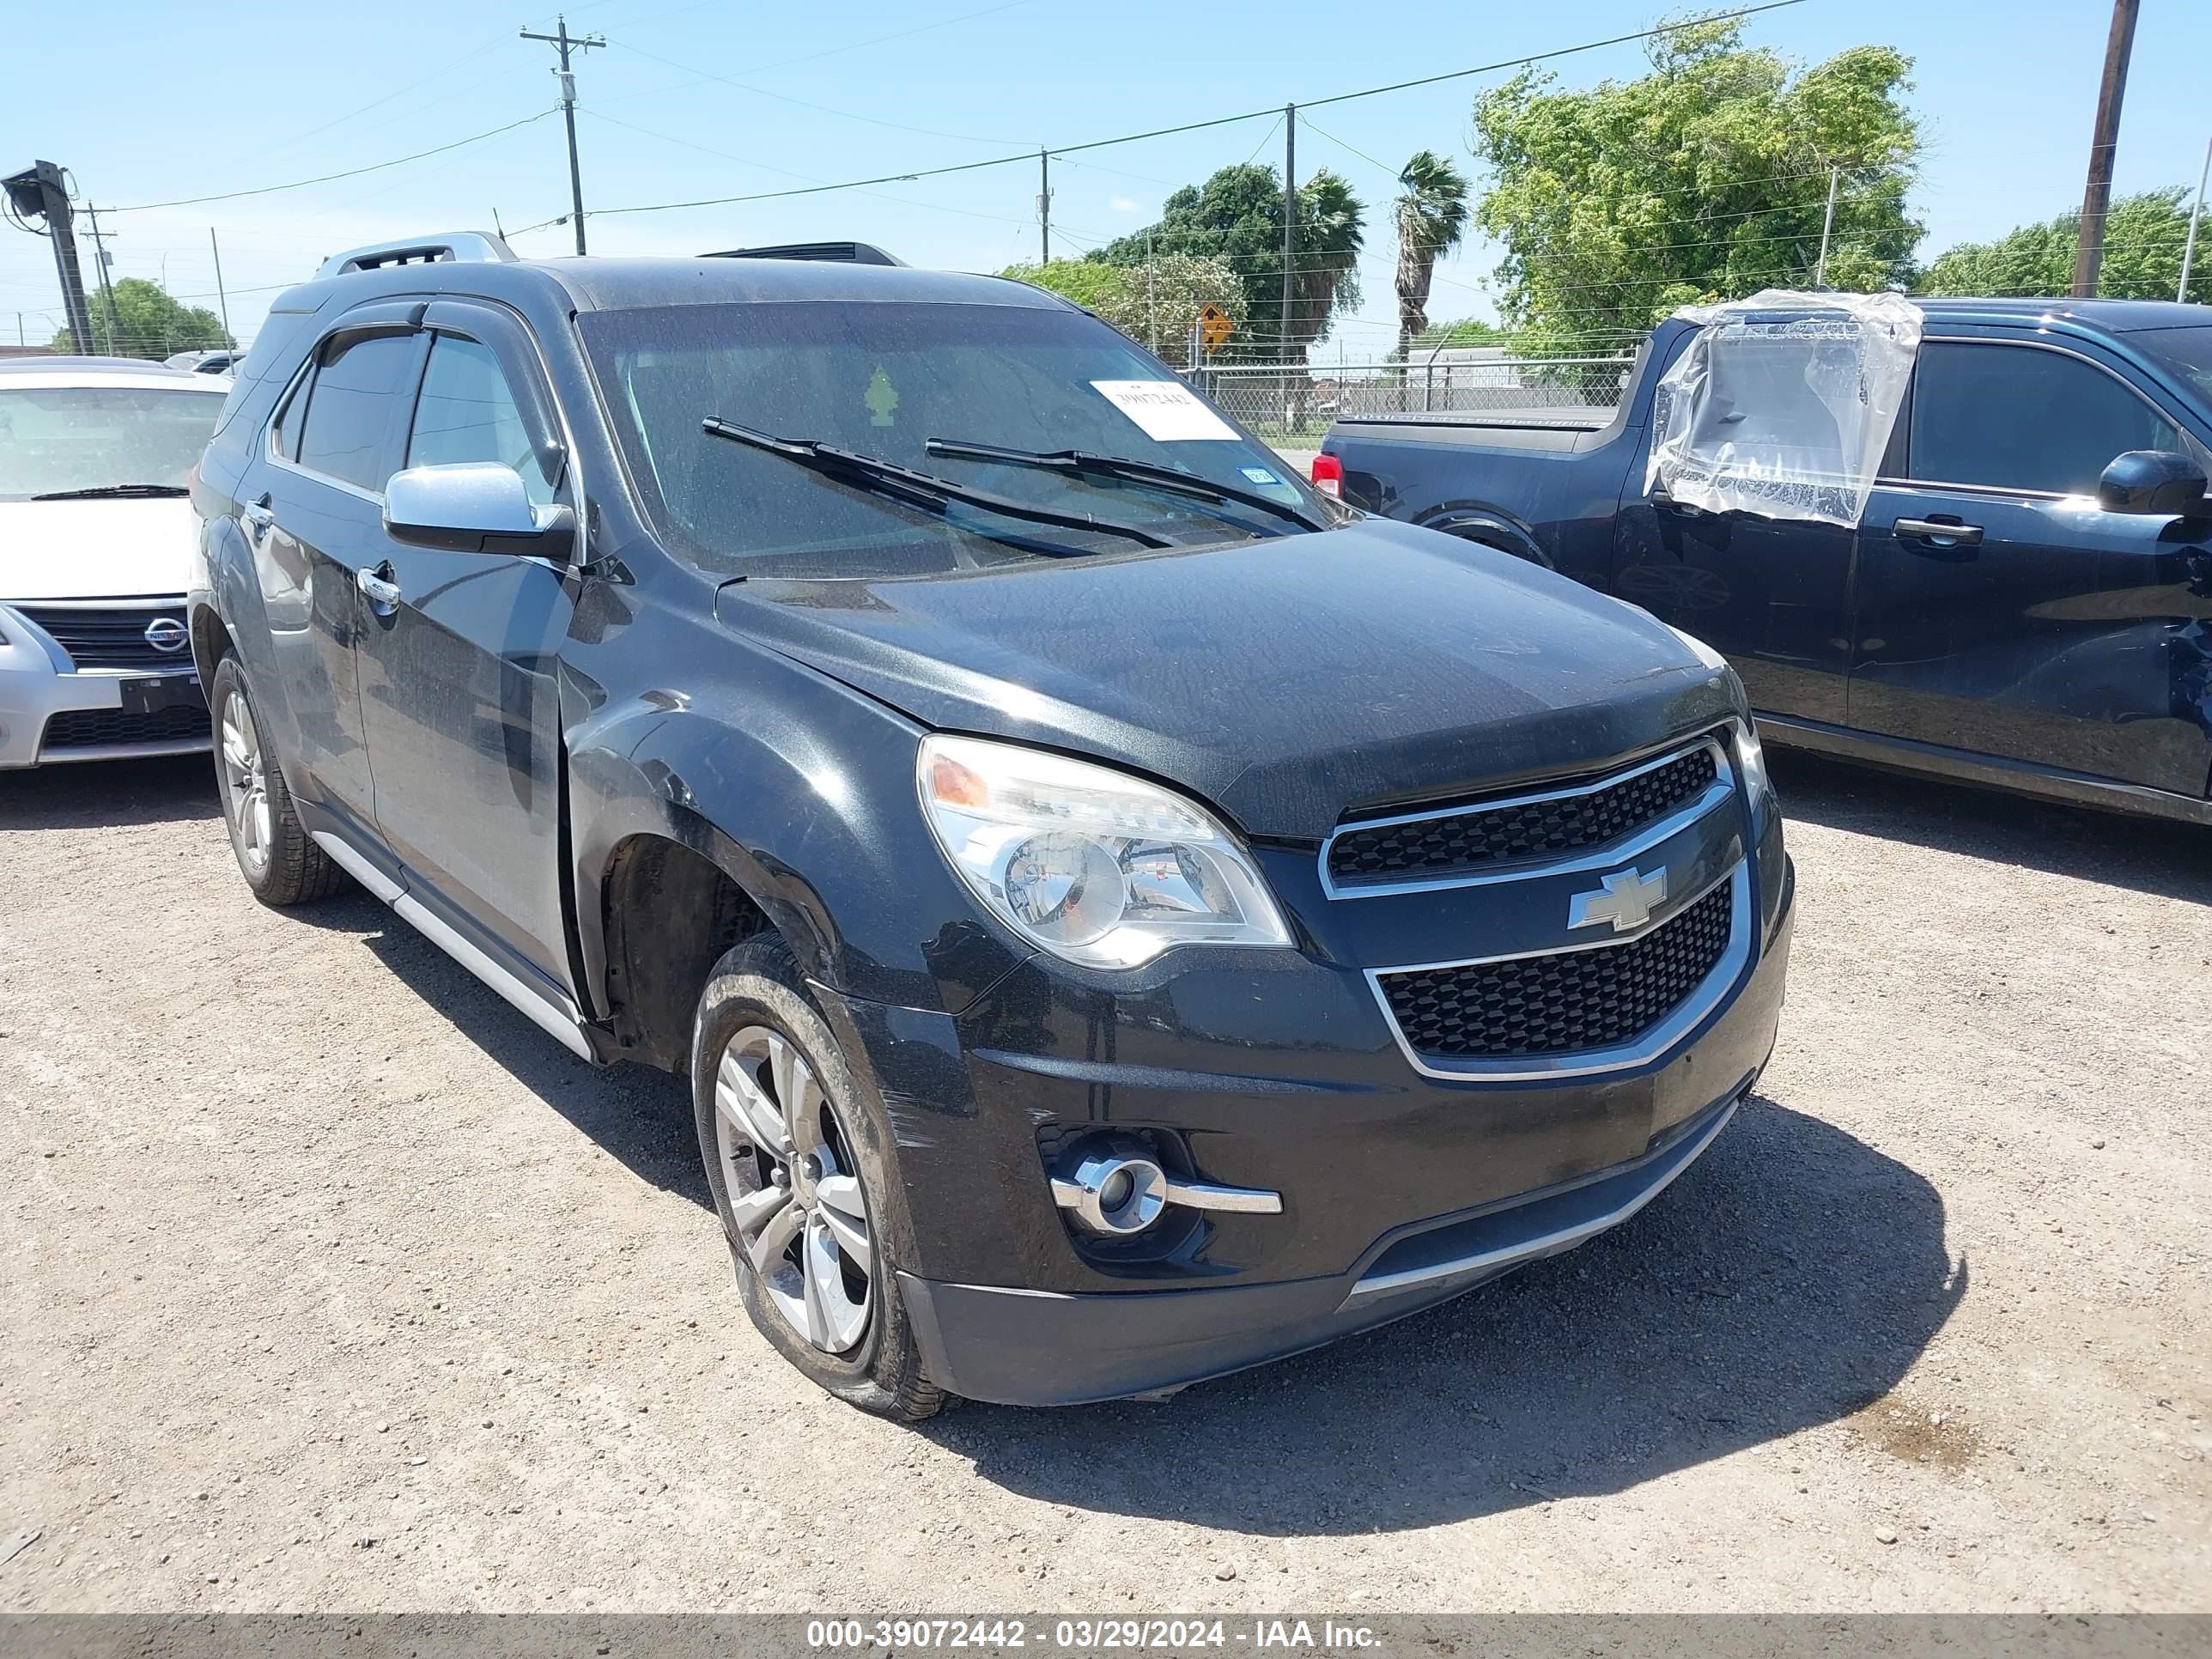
[{"x1": 189, "y1": 231, "x2": 1796, "y2": 1417}]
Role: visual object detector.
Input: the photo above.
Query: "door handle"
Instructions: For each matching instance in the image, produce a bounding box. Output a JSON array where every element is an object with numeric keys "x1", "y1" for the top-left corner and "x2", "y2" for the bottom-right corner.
[
  {"x1": 1893, "y1": 517, "x2": 1984, "y2": 546},
  {"x1": 241, "y1": 497, "x2": 275, "y2": 532},
  {"x1": 356, "y1": 564, "x2": 403, "y2": 608}
]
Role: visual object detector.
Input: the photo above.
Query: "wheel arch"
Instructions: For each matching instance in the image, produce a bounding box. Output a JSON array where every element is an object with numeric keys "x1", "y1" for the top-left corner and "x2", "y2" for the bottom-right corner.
[
  {"x1": 1414, "y1": 501, "x2": 1555, "y2": 569},
  {"x1": 567, "y1": 690, "x2": 1017, "y2": 1067}
]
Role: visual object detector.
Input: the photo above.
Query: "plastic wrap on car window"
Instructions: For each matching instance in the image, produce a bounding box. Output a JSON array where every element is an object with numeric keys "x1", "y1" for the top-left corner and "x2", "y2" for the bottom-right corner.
[{"x1": 1644, "y1": 289, "x2": 1922, "y2": 528}]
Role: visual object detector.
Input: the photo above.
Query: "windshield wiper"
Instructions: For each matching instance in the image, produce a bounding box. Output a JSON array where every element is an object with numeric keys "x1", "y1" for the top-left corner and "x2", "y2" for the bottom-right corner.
[
  {"x1": 701, "y1": 419, "x2": 1171, "y2": 551},
  {"x1": 30, "y1": 483, "x2": 190, "y2": 501},
  {"x1": 923, "y1": 439, "x2": 1325, "y2": 533}
]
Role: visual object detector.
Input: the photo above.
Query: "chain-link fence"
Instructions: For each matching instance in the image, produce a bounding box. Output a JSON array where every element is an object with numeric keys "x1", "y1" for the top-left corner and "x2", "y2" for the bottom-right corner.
[{"x1": 1188, "y1": 355, "x2": 1638, "y2": 445}]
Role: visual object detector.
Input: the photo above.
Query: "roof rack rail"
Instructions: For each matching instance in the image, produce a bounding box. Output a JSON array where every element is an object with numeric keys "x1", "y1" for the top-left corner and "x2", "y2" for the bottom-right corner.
[
  {"x1": 703, "y1": 240, "x2": 906, "y2": 267},
  {"x1": 317, "y1": 231, "x2": 518, "y2": 280}
]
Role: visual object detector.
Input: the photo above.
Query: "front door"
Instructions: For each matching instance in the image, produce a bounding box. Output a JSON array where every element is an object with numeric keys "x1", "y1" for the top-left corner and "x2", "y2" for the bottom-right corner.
[
  {"x1": 1850, "y1": 337, "x2": 2212, "y2": 795},
  {"x1": 251, "y1": 328, "x2": 424, "y2": 830},
  {"x1": 354, "y1": 319, "x2": 580, "y2": 999}
]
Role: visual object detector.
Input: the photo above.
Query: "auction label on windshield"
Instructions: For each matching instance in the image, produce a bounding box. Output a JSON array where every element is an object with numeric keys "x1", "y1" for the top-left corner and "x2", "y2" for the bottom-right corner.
[{"x1": 1091, "y1": 379, "x2": 1239, "y2": 442}]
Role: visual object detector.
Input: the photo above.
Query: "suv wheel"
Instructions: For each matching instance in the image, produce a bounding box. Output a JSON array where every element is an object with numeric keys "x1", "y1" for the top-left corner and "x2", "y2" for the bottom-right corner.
[
  {"x1": 690, "y1": 933, "x2": 946, "y2": 1421},
  {"x1": 210, "y1": 655, "x2": 346, "y2": 908}
]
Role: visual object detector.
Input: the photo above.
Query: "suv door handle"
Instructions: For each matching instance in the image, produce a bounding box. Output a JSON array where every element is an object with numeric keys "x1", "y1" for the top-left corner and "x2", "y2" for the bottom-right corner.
[
  {"x1": 1893, "y1": 516, "x2": 1984, "y2": 546},
  {"x1": 241, "y1": 497, "x2": 275, "y2": 532},
  {"x1": 356, "y1": 564, "x2": 404, "y2": 608}
]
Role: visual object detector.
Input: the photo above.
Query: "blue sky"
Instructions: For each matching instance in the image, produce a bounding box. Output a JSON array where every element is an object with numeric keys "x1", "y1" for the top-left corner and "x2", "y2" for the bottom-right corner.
[{"x1": 4, "y1": 0, "x2": 2207, "y2": 358}]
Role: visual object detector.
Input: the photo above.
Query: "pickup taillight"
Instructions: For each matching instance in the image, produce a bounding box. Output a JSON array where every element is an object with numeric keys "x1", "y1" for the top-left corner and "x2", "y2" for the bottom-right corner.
[{"x1": 1310, "y1": 453, "x2": 1343, "y2": 500}]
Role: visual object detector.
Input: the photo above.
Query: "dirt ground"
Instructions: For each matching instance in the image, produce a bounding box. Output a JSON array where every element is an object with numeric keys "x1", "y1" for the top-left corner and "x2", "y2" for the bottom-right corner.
[{"x1": 1, "y1": 747, "x2": 2207, "y2": 1613}]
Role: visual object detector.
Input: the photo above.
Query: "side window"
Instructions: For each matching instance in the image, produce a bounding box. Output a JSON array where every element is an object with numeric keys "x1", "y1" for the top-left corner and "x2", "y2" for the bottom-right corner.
[
  {"x1": 1909, "y1": 342, "x2": 2182, "y2": 496},
  {"x1": 270, "y1": 370, "x2": 310, "y2": 461},
  {"x1": 295, "y1": 333, "x2": 420, "y2": 493},
  {"x1": 405, "y1": 333, "x2": 555, "y2": 506}
]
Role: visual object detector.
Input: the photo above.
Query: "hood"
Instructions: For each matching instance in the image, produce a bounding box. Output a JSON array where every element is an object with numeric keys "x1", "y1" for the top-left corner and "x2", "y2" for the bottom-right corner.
[
  {"x1": 0, "y1": 497, "x2": 199, "y2": 601},
  {"x1": 717, "y1": 518, "x2": 1739, "y2": 842}
]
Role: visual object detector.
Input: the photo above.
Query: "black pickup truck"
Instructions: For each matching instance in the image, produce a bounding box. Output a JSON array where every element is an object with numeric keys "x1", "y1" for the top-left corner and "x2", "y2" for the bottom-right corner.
[{"x1": 1321, "y1": 299, "x2": 2212, "y2": 826}]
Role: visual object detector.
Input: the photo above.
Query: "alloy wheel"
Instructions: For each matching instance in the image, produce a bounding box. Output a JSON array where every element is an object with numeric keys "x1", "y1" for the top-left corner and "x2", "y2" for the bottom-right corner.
[
  {"x1": 713, "y1": 1024, "x2": 873, "y2": 1354},
  {"x1": 218, "y1": 688, "x2": 272, "y2": 876}
]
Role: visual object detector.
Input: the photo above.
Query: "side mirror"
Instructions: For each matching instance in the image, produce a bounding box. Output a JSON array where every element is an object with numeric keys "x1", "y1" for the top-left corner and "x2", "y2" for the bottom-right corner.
[
  {"x1": 383, "y1": 462, "x2": 575, "y2": 558},
  {"x1": 2097, "y1": 450, "x2": 2211, "y2": 517}
]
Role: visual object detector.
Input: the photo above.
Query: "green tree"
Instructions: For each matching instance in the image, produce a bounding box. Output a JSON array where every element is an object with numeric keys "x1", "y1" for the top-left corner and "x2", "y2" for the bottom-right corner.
[
  {"x1": 1394, "y1": 150, "x2": 1473, "y2": 356},
  {"x1": 52, "y1": 276, "x2": 232, "y2": 359},
  {"x1": 1097, "y1": 164, "x2": 1365, "y2": 362},
  {"x1": 1470, "y1": 17, "x2": 1923, "y2": 356},
  {"x1": 1000, "y1": 254, "x2": 1243, "y2": 365},
  {"x1": 1917, "y1": 188, "x2": 2209, "y2": 303}
]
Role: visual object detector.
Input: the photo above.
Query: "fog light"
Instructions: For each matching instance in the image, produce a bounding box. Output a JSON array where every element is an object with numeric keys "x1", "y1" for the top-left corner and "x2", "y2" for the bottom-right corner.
[{"x1": 1051, "y1": 1142, "x2": 1169, "y2": 1237}]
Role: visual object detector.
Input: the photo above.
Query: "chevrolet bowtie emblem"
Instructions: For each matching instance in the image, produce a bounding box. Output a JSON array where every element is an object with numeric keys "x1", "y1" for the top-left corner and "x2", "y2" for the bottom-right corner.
[{"x1": 1569, "y1": 866, "x2": 1668, "y2": 933}]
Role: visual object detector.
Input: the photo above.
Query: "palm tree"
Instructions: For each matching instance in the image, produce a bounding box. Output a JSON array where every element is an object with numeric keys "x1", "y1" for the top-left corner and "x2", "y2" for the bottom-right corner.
[
  {"x1": 1280, "y1": 169, "x2": 1366, "y2": 429},
  {"x1": 1284, "y1": 168, "x2": 1367, "y2": 361},
  {"x1": 1393, "y1": 150, "x2": 1472, "y2": 356}
]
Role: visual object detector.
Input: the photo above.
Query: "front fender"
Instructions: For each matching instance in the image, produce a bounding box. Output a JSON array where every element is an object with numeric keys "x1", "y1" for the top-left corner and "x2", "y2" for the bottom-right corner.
[{"x1": 567, "y1": 671, "x2": 1030, "y2": 1021}]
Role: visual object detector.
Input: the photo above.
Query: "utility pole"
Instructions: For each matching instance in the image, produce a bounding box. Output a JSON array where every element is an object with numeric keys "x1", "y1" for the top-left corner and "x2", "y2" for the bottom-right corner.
[
  {"x1": 1, "y1": 161, "x2": 94, "y2": 349},
  {"x1": 1146, "y1": 228, "x2": 1157, "y2": 353},
  {"x1": 82, "y1": 201, "x2": 118, "y2": 352},
  {"x1": 209, "y1": 228, "x2": 232, "y2": 343},
  {"x1": 521, "y1": 15, "x2": 604, "y2": 257},
  {"x1": 1813, "y1": 166, "x2": 1839, "y2": 288},
  {"x1": 1037, "y1": 149, "x2": 1051, "y2": 265},
  {"x1": 1281, "y1": 102, "x2": 1297, "y2": 428},
  {"x1": 2180, "y1": 135, "x2": 2211, "y2": 305},
  {"x1": 2071, "y1": 0, "x2": 2140, "y2": 299}
]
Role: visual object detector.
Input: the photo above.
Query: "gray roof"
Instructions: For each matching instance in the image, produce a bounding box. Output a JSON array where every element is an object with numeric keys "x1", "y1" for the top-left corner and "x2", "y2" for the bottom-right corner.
[{"x1": 266, "y1": 252, "x2": 1070, "y2": 319}]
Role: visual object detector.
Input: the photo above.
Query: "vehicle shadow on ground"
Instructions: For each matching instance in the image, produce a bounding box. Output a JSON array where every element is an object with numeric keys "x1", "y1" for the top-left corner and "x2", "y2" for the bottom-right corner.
[
  {"x1": 292, "y1": 890, "x2": 709, "y2": 1206},
  {"x1": 933, "y1": 1095, "x2": 1962, "y2": 1534},
  {"x1": 0, "y1": 753, "x2": 219, "y2": 830},
  {"x1": 1770, "y1": 749, "x2": 2212, "y2": 906}
]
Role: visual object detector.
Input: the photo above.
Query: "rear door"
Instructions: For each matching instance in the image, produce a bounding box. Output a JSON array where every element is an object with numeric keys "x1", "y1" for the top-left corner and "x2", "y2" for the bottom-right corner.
[
  {"x1": 354, "y1": 302, "x2": 580, "y2": 999},
  {"x1": 249, "y1": 320, "x2": 423, "y2": 831},
  {"x1": 1850, "y1": 335, "x2": 2212, "y2": 794}
]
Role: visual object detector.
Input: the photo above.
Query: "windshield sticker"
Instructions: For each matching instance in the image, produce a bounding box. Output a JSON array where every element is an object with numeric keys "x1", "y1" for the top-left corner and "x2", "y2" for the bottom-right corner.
[
  {"x1": 1239, "y1": 465, "x2": 1280, "y2": 485},
  {"x1": 864, "y1": 365, "x2": 899, "y2": 428},
  {"x1": 1091, "y1": 379, "x2": 1237, "y2": 443}
]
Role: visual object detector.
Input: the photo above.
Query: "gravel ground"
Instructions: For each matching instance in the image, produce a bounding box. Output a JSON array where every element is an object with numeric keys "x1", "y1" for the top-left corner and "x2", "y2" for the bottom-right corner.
[{"x1": 2, "y1": 747, "x2": 2207, "y2": 1613}]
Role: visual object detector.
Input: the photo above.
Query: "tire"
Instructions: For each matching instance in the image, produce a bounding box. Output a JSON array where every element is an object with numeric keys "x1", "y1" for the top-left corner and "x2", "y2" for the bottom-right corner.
[
  {"x1": 209, "y1": 654, "x2": 346, "y2": 908},
  {"x1": 690, "y1": 933, "x2": 947, "y2": 1421}
]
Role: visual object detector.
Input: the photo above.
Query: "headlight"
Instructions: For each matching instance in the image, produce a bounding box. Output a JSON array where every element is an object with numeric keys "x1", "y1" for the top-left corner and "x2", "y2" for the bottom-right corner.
[
  {"x1": 918, "y1": 733, "x2": 1292, "y2": 970},
  {"x1": 1735, "y1": 717, "x2": 1773, "y2": 803}
]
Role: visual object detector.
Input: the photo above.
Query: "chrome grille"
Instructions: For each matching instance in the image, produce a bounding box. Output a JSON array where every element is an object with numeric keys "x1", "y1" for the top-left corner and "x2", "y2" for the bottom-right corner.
[
  {"x1": 1328, "y1": 742, "x2": 1720, "y2": 890},
  {"x1": 1376, "y1": 880, "x2": 1735, "y2": 1062},
  {"x1": 14, "y1": 601, "x2": 193, "y2": 672}
]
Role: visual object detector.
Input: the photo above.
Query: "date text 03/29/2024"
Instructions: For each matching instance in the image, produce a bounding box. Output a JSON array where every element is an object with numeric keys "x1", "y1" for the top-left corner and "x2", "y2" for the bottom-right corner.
[{"x1": 804, "y1": 1619, "x2": 1383, "y2": 1650}]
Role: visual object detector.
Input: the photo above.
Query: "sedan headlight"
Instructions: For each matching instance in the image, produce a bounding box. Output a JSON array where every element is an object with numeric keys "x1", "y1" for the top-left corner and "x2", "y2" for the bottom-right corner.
[{"x1": 918, "y1": 733, "x2": 1291, "y2": 970}]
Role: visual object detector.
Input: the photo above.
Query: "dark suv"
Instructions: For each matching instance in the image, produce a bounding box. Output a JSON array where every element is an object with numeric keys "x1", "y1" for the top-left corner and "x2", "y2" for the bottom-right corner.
[{"x1": 189, "y1": 233, "x2": 1795, "y2": 1418}]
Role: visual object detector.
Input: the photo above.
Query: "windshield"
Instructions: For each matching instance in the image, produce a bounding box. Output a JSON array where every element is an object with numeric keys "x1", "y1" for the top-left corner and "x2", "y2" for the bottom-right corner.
[
  {"x1": 2136, "y1": 325, "x2": 2212, "y2": 409},
  {"x1": 0, "y1": 384, "x2": 226, "y2": 501},
  {"x1": 578, "y1": 300, "x2": 1317, "y2": 577}
]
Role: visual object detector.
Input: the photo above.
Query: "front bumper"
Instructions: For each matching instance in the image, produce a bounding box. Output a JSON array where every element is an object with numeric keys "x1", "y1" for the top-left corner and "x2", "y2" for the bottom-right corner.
[
  {"x1": 817, "y1": 791, "x2": 1796, "y2": 1406},
  {"x1": 0, "y1": 608, "x2": 210, "y2": 769},
  {"x1": 900, "y1": 1091, "x2": 1741, "y2": 1407}
]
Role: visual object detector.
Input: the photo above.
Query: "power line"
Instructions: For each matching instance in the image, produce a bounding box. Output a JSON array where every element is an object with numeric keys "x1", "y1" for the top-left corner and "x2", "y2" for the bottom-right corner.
[
  {"x1": 603, "y1": 37, "x2": 1034, "y2": 148},
  {"x1": 105, "y1": 110, "x2": 558, "y2": 213},
  {"x1": 585, "y1": 2, "x2": 1807, "y2": 222}
]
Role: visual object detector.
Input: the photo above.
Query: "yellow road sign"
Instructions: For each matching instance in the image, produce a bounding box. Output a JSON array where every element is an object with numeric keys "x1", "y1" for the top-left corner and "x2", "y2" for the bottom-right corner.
[{"x1": 1198, "y1": 304, "x2": 1234, "y2": 349}]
